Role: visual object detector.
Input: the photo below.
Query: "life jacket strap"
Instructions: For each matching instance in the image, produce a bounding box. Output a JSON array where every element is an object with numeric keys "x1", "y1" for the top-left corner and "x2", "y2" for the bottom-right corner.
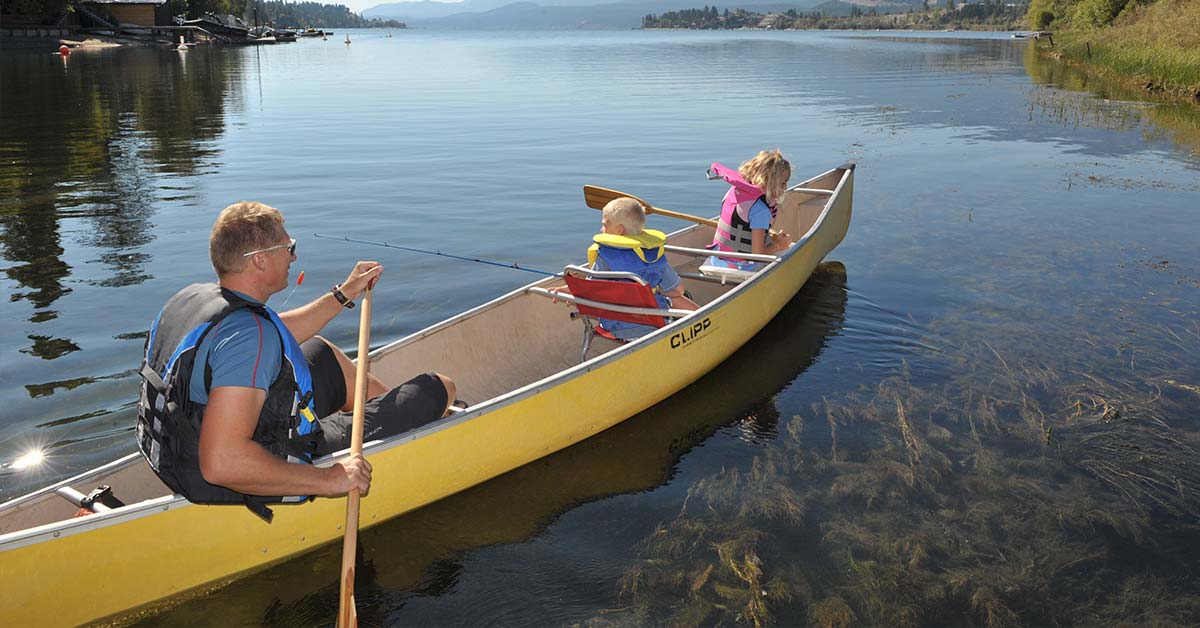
[
  {"x1": 245, "y1": 499, "x2": 274, "y2": 523},
  {"x1": 140, "y1": 363, "x2": 167, "y2": 393}
]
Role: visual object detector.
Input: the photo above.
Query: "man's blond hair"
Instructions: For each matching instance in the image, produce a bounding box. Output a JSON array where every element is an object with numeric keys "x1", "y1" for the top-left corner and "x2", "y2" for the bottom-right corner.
[
  {"x1": 602, "y1": 197, "x2": 646, "y2": 235},
  {"x1": 209, "y1": 201, "x2": 285, "y2": 277}
]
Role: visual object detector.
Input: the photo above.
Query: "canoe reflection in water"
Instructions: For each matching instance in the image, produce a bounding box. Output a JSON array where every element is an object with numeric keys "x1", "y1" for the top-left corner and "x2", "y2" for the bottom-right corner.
[{"x1": 135, "y1": 262, "x2": 849, "y2": 626}]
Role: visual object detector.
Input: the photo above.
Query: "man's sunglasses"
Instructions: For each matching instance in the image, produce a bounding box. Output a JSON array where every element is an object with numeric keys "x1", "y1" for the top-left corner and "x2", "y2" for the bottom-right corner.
[{"x1": 243, "y1": 238, "x2": 297, "y2": 258}]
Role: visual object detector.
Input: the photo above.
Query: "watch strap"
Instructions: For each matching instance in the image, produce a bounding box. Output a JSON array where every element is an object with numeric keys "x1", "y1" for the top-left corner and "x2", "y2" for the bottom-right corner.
[{"x1": 331, "y1": 284, "x2": 356, "y2": 309}]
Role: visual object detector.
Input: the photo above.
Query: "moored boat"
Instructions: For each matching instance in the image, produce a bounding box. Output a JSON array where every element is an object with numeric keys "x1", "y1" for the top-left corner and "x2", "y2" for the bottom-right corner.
[{"x1": 0, "y1": 164, "x2": 853, "y2": 627}]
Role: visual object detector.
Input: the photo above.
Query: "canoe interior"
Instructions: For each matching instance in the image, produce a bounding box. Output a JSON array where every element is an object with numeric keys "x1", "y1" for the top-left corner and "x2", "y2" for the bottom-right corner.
[{"x1": 0, "y1": 171, "x2": 838, "y2": 542}]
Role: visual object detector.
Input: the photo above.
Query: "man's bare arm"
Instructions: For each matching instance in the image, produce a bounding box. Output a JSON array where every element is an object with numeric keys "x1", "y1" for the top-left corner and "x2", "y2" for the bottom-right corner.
[
  {"x1": 198, "y1": 386, "x2": 371, "y2": 497},
  {"x1": 280, "y1": 261, "x2": 383, "y2": 343},
  {"x1": 278, "y1": 290, "x2": 347, "y2": 345}
]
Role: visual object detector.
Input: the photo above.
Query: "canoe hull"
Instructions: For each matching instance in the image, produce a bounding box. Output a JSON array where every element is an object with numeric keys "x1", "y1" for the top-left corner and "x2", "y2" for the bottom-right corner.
[{"x1": 0, "y1": 165, "x2": 852, "y2": 627}]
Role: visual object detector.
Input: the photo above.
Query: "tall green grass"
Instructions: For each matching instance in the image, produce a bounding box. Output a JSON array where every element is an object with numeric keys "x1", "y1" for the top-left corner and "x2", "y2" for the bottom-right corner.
[{"x1": 1034, "y1": 0, "x2": 1200, "y2": 96}]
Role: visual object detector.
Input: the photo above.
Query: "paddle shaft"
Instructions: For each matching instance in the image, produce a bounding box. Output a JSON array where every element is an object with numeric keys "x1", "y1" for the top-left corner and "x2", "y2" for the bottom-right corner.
[
  {"x1": 336, "y1": 288, "x2": 372, "y2": 628},
  {"x1": 582, "y1": 185, "x2": 719, "y2": 229}
]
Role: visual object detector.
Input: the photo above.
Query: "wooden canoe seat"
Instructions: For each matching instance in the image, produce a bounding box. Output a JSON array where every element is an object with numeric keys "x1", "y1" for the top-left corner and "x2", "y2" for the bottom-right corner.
[{"x1": 527, "y1": 265, "x2": 692, "y2": 362}]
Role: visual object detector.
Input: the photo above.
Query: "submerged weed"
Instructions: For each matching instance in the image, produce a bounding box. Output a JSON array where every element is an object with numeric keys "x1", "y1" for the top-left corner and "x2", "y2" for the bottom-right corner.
[{"x1": 613, "y1": 317, "x2": 1200, "y2": 625}]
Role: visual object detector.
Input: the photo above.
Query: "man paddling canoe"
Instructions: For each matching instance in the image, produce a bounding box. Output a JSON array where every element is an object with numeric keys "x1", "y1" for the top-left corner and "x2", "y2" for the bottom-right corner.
[{"x1": 135, "y1": 201, "x2": 455, "y2": 521}]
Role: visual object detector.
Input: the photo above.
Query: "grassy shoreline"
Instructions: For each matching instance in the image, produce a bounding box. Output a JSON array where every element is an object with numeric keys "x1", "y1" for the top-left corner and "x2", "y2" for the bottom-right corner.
[{"x1": 1033, "y1": 0, "x2": 1200, "y2": 105}]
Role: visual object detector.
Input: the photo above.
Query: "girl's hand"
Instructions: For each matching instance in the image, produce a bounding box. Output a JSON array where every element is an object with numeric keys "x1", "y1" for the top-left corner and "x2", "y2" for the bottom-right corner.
[{"x1": 770, "y1": 231, "x2": 793, "y2": 253}]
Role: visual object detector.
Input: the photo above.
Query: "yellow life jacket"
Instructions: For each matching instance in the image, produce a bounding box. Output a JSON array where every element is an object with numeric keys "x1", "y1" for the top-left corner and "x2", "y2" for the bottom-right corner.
[{"x1": 586, "y1": 229, "x2": 667, "y2": 266}]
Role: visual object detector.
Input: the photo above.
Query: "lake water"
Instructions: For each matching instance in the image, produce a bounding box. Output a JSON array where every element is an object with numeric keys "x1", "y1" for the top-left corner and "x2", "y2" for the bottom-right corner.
[{"x1": 2, "y1": 29, "x2": 1198, "y2": 626}]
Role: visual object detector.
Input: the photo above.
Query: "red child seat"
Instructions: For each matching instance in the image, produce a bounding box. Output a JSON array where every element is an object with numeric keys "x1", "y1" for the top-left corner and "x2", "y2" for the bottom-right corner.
[
  {"x1": 526, "y1": 265, "x2": 692, "y2": 362},
  {"x1": 562, "y1": 271, "x2": 667, "y2": 330}
]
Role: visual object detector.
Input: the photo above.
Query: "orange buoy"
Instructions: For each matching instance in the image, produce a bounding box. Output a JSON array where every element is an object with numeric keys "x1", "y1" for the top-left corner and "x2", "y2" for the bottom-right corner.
[{"x1": 59, "y1": 45, "x2": 70, "y2": 56}]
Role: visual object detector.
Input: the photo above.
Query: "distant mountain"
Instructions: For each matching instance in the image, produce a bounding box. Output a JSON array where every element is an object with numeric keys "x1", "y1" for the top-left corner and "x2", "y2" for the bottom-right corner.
[
  {"x1": 364, "y1": 0, "x2": 830, "y2": 27},
  {"x1": 811, "y1": 0, "x2": 919, "y2": 13},
  {"x1": 363, "y1": 0, "x2": 531, "y2": 20}
]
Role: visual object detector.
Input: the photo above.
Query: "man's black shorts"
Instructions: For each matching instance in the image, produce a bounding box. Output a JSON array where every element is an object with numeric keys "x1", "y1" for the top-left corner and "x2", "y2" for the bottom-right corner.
[{"x1": 301, "y1": 338, "x2": 448, "y2": 456}]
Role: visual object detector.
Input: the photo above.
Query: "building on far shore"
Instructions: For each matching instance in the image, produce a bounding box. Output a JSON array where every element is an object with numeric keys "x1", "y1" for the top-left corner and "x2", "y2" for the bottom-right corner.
[{"x1": 81, "y1": 0, "x2": 166, "y2": 27}]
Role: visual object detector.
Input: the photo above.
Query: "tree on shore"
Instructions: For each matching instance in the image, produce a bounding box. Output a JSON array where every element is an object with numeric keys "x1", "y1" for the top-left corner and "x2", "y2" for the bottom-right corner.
[
  {"x1": 1, "y1": 0, "x2": 401, "y2": 28},
  {"x1": 1025, "y1": 0, "x2": 1154, "y2": 30},
  {"x1": 643, "y1": 2, "x2": 1028, "y2": 31}
]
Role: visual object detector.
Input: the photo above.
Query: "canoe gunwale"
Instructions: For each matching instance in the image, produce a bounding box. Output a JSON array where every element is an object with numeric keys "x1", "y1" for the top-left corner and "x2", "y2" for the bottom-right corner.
[{"x1": 0, "y1": 454, "x2": 182, "y2": 550}]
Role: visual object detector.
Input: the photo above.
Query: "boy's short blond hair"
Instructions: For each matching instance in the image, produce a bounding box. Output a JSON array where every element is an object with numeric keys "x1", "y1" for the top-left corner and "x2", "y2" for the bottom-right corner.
[
  {"x1": 602, "y1": 197, "x2": 646, "y2": 235},
  {"x1": 739, "y1": 149, "x2": 791, "y2": 206},
  {"x1": 209, "y1": 201, "x2": 286, "y2": 277}
]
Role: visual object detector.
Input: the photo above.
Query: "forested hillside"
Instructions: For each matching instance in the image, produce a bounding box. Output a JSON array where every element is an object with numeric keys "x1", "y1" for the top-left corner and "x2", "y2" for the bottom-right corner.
[{"x1": 1, "y1": 0, "x2": 403, "y2": 28}]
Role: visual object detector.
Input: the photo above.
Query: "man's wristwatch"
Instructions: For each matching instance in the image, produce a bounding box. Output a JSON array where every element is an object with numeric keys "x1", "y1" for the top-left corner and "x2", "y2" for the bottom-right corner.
[{"x1": 331, "y1": 284, "x2": 356, "y2": 309}]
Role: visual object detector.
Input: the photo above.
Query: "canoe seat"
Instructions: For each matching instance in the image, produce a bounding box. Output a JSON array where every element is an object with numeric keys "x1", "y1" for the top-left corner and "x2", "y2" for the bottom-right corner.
[{"x1": 698, "y1": 263, "x2": 755, "y2": 285}]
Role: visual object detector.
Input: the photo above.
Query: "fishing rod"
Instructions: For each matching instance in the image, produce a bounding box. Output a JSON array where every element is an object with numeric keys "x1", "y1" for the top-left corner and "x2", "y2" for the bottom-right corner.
[{"x1": 313, "y1": 234, "x2": 561, "y2": 277}]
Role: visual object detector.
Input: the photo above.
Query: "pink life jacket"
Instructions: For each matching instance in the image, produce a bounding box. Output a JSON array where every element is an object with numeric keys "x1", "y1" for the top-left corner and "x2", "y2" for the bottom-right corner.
[{"x1": 707, "y1": 162, "x2": 776, "y2": 256}]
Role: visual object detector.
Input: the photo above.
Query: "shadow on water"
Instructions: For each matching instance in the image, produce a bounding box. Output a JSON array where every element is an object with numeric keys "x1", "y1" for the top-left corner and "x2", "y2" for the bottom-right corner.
[{"x1": 113, "y1": 262, "x2": 850, "y2": 627}]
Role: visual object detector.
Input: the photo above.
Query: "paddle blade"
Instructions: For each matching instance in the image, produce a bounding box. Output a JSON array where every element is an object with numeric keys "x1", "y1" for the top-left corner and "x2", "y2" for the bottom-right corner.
[
  {"x1": 582, "y1": 185, "x2": 621, "y2": 211},
  {"x1": 337, "y1": 569, "x2": 357, "y2": 628},
  {"x1": 583, "y1": 185, "x2": 719, "y2": 228},
  {"x1": 583, "y1": 185, "x2": 655, "y2": 214}
]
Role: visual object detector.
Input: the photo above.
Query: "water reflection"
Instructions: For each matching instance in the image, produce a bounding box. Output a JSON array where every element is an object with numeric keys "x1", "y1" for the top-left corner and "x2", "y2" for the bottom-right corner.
[
  {"x1": 0, "y1": 47, "x2": 237, "y2": 318},
  {"x1": 813, "y1": 34, "x2": 1200, "y2": 163},
  {"x1": 1022, "y1": 44, "x2": 1200, "y2": 159},
  {"x1": 118, "y1": 263, "x2": 850, "y2": 627},
  {"x1": 0, "y1": 46, "x2": 243, "y2": 500},
  {"x1": 19, "y1": 334, "x2": 81, "y2": 360}
]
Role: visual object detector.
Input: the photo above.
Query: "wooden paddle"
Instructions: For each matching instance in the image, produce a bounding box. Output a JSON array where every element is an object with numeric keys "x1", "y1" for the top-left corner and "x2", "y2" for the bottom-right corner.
[
  {"x1": 336, "y1": 287, "x2": 372, "y2": 628},
  {"x1": 582, "y1": 185, "x2": 718, "y2": 229}
]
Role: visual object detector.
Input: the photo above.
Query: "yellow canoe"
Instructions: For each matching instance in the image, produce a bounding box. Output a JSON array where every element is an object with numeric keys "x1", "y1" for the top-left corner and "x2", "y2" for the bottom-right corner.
[{"x1": 0, "y1": 164, "x2": 853, "y2": 627}]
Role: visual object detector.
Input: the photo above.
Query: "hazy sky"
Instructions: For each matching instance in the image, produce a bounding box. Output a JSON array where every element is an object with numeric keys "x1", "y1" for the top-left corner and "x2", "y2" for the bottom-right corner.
[{"x1": 350, "y1": 0, "x2": 461, "y2": 14}]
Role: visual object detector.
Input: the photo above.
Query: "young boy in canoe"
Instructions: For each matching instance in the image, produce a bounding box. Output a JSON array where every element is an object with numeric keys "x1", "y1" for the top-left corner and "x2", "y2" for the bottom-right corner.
[
  {"x1": 586, "y1": 197, "x2": 698, "y2": 340},
  {"x1": 707, "y1": 149, "x2": 794, "y2": 270}
]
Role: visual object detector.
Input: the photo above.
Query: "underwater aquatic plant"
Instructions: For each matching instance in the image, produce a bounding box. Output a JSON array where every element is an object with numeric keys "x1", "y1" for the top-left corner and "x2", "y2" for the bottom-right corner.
[{"x1": 611, "y1": 316, "x2": 1200, "y2": 626}]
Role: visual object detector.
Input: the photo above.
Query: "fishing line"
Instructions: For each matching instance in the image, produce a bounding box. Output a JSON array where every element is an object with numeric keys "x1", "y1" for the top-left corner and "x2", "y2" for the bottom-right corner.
[
  {"x1": 313, "y1": 234, "x2": 561, "y2": 277},
  {"x1": 279, "y1": 269, "x2": 305, "y2": 308}
]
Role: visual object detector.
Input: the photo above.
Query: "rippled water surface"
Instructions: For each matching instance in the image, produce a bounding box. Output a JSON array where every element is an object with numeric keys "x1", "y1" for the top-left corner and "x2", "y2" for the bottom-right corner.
[{"x1": 2, "y1": 29, "x2": 1198, "y2": 627}]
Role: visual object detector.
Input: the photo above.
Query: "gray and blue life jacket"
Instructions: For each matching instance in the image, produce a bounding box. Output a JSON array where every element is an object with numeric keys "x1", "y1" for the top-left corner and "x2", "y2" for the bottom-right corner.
[{"x1": 136, "y1": 283, "x2": 320, "y2": 522}]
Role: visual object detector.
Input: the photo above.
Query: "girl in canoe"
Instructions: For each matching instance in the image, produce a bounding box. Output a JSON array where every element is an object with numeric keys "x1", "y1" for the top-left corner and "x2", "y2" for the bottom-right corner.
[{"x1": 707, "y1": 149, "x2": 793, "y2": 270}]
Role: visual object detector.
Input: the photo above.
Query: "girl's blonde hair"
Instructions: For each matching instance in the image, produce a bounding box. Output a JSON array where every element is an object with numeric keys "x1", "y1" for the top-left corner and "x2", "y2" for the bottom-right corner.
[{"x1": 739, "y1": 149, "x2": 791, "y2": 206}]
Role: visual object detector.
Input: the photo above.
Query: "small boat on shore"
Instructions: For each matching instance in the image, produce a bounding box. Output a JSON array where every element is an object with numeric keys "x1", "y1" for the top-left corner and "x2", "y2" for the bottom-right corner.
[{"x1": 0, "y1": 164, "x2": 853, "y2": 627}]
